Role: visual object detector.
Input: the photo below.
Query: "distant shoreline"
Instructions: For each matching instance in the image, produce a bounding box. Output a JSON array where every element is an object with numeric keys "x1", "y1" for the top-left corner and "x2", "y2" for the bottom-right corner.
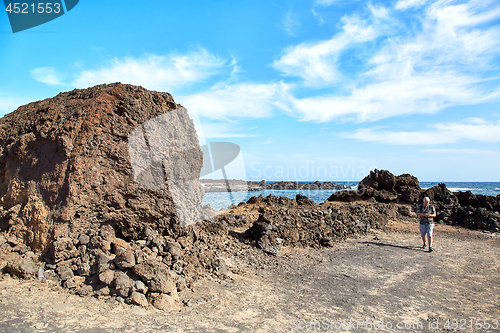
[
  {"x1": 201, "y1": 179, "x2": 350, "y2": 193},
  {"x1": 201, "y1": 179, "x2": 500, "y2": 196}
]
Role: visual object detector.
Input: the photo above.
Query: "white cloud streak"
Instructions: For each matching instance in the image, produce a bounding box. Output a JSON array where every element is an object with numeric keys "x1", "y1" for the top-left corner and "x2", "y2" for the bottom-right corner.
[
  {"x1": 342, "y1": 119, "x2": 500, "y2": 145},
  {"x1": 72, "y1": 48, "x2": 226, "y2": 91},
  {"x1": 273, "y1": 15, "x2": 378, "y2": 86},
  {"x1": 179, "y1": 82, "x2": 291, "y2": 120},
  {"x1": 283, "y1": 9, "x2": 301, "y2": 35},
  {"x1": 30, "y1": 67, "x2": 62, "y2": 85},
  {"x1": 395, "y1": 0, "x2": 429, "y2": 10},
  {"x1": 314, "y1": 0, "x2": 338, "y2": 6},
  {"x1": 275, "y1": 0, "x2": 500, "y2": 122}
]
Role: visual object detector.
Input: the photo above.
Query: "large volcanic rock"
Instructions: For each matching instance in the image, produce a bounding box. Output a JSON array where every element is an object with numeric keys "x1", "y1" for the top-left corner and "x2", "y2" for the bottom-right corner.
[
  {"x1": 326, "y1": 169, "x2": 422, "y2": 204},
  {"x1": 0, "y1": 83, "x2": 203, "y2": 252},
  {"x1": 326, "y1": 169, "x2": 499, "y2": 232}
]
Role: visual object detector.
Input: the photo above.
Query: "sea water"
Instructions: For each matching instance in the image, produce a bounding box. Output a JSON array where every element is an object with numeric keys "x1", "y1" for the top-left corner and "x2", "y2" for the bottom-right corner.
[{"x1": 202, "y1": 181, "x2": 500, "y2": 211}]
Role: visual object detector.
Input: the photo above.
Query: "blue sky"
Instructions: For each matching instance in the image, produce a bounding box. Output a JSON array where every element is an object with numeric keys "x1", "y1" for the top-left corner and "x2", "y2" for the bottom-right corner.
[{"x1": 1, "y1": 0, "x2": 500, "y2": 181}]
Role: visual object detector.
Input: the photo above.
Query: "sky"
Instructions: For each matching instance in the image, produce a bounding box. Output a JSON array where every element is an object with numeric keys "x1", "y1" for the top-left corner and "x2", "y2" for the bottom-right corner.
[{"x1": 1, "y1": 0, "x2": 500, "y2": 182}]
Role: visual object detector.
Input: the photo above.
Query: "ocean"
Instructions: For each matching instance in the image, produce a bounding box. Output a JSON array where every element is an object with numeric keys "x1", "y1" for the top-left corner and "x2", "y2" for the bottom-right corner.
[{"x1": 202, "y1": 181, "x2": 500, "y2": 211}]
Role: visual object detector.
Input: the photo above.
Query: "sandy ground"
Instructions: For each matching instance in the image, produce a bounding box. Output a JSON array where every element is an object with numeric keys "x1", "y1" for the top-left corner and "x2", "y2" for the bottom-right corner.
[{"x1": 0, "y1": 219, "x2": 499, "y2": 333}]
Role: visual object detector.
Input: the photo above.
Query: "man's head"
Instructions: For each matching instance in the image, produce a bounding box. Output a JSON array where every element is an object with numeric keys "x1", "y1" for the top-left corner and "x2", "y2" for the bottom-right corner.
[{"x1": 423, "y1": 197, "x2": 430, "y2": 206}]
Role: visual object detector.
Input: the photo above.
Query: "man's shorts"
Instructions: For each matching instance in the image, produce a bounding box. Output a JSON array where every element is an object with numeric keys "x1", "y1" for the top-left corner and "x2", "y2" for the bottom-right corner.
[{"x1": 420, "y1": 223, "x2": 434, "y2": 237}]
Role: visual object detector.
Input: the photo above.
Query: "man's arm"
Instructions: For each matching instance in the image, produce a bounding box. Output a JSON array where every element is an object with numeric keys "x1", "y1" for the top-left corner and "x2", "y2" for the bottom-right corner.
[
  {"x1": 429, "y1": 206, "x2": 436, "y2": 218},
  {"x1": 416, "y1": 205, "x2": 436, "y2": 217},
  {"x1": 416, "y1": 205, "x2": 426, "y2": 217}
]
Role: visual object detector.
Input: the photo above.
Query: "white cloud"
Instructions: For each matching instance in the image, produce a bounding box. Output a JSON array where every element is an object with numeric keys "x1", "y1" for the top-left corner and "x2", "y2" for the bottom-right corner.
[
  {"x1": 283, "y1": 9, "x2": 301, "y2": 35},
  {"x1": 276, "y1": 0, "x2": 500, "y2": 122},
  {"x1": 30, "y1": 67, "x2": 62, "y2": 85},
  {"x1": 314, "y1": 0, "x2": 338, "y2": 6},
  {"x1": 72, "y1": 48, "x2": 226, "y2": 91},
  {"x1": 179, "y1": 82, "x2": 291, "y2": 120},
  {"x1": 285, "y1": 72, "x2": 500, "y2": 122},
  {"x1": 273, "y1": 14, "x2": 378, "y2": 86},
  {"x1": 395, "y1": 0, "x2": 429, "y2": 10},
  {"x1": 311, "y1": 9, "x2": 325, "y2": 25},
  {"x1": 342, "y1": 119, "x2": 500, "y2": 145},
  {"x1": 419, "y1": 149, "x2": 499, "y2": 156}
]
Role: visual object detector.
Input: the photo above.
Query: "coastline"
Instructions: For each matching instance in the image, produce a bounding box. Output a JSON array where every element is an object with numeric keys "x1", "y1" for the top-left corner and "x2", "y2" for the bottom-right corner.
[{"x1": 201, "y1": 179, "x2": 350, "y2": 193}]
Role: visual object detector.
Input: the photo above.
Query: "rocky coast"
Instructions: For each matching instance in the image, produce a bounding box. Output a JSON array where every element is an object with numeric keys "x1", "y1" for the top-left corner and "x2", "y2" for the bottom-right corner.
[
  {"x1": 0, "y1": 84, "x2": 499, "y2": 325},
  {"x1": 201, "y1": 179, "x2": 348, "y2": 193}
]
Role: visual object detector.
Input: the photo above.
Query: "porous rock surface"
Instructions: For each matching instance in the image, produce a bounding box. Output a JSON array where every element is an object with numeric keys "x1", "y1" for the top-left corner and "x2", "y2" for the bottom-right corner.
[
  {"x1": 327, "y1": 169, "x2": 500, "y2": 232},
  {"x1": 0, "y1": 83, "x2": 203, "y2": 253},
  {"x1": 0, "y1": 83, "x2": 226, "y2": 309},
  {"x1": 239, "y1": 194, "x2": 397, "y2": 254}
]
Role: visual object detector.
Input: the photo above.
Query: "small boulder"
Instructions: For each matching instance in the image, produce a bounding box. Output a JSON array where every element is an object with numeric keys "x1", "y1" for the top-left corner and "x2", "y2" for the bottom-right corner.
[
  {"x1": 111, "y1": 238, "x2": 130, "y2": 252},
  {"x1": 296, "y1": 194, "x2": 315, "y2": 206},
  {"x1": 114, "y1": 249, "x2": 136, "y2": 269},
  {"x1": 114, "y1": 272, "x2": 133, "y2": 298},
  {"x1": 78, "y1": 234, "x2": 90, "y2": 246},
  {"x1": 5, "y1": 260, "x2": 38, "y2": 279},
  {"x1": 166, "y1": 242, "x2": 182, "y2": 260},
  {"x1": 55, "y1": 266, "x2": 74, "y2": 281},
  {"x1": 152, "y1": 294, "x2": 178, "y2": 311},
  {"x1": 77, "y1": 285, "x2": 93, "y2": 296},
  {"x1": 130, "y1": 291, "x2": 148, "y2": 307},
  {"x1": 96, "y1": 253, "x2": 113, "y2": 273},
  {"x1": 133, "y1": 280, "x2": 147, "y2": 293},
  {"x1": 64, "y1": 279, "x2": 76, "y2": 289},
  {"x1": 99, "y1": 270, "x2": 115, "y2": 285}
]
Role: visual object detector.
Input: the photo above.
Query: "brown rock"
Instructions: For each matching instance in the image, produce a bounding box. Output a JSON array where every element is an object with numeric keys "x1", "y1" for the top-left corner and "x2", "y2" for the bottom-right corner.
[
  {"x1": 359, "y1": 169, "x2": 396, "y2": 191},
  {"x1": 111, "y1": 238, "x2": 130, "y2": 252},
  {"x1": 51, "y1": 238, "x2": 77, "y2": 263},
  {"x1": 166, "y1": 242, "x2": 182, "y2": 260},
  {"x1": 114, "y1": 249, "x2": 136, "y2": 269},
  {"x1": 152, "y1": 294, "x2": 179, "y2": 311},
  {"x1": 99, "y1": 270, "x2": 115, "y2": 286},
  {"x1": 5, "y1": 259, "x2": 38, "y2": 279},
  {"x1": 56, "y1": 266, "x2": 74, "y2": 281},
  {"x1": 148, "y1": 273, "x2": 177, "y2": 294},
  {"x1": 77, "y1": 285, "x2": 93, "y2": 296},
  {"x1": 114, "y1": 272, "x2": 133, "y2": 297},
  {"x1": 0, "y1": 83, "x2": 203, "y2": 253},
  {"x1": 130, "y1": 291, "x2": 148, "y2": 307}
]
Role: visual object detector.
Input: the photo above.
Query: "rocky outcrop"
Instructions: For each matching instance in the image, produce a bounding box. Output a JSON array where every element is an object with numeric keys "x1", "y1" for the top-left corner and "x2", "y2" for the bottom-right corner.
[
  {"x1": 201, "y1": 180, "x2": 348, "y2": 193},
  {"x1": 240, "y1": 194, "x2": 396, "y2": 254},
  {"x1": 0, "y1": 83, "x2": 203, "y2": 253},
  {"x1": 326, "y1": 169, "x2": 421, "y2": 204},
  {"x1": 327, "y1": 169, "x2": 500, "y2": 232},
  {"x1": 248, "y1": 181, "x2": 347, "y2": 191},
  {"x1": 0, "y1": 218, "x2": 236, "y2": 310}
]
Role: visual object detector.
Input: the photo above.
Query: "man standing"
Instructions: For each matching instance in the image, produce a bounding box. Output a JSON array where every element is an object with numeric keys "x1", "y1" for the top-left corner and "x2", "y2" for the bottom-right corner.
[{"x1": 416, "y1": 197, "x2": 436, "y2": 252}]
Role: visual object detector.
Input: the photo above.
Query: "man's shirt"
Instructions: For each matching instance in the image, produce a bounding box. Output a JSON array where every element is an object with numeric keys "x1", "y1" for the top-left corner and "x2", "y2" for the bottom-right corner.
[{"x1": 417, "y1": 204, "x2": 436, "y2": 225}]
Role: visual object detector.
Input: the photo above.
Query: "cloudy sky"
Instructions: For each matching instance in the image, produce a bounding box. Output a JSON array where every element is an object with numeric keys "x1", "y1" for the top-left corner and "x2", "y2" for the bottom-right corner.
[{"x1": 1, "y1": 0, "x2": 500, "y2": 181}]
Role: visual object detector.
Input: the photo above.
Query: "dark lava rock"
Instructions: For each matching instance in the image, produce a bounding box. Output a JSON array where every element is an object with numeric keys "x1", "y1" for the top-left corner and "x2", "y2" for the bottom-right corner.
[
  {"x1": 56, "y1": 266, "x2": 74, "y2": 281},
  {"x1": 113, "y1": 249, "x2": 136, "y2": 269},
  {"x1": 296, "y1": 194, "x2": 315, "y2": 206},
  {"x1": 244, "y1": 202, "x2": 394, "y2": 251},
  {"x1": 5, "y1": 259, "x2": 38, "y2": 279},
  {"x1": 0, "y1": 83, "x2": 203, "y2": 253},
  {"x1": 360, "y1": 169, "x2": 396, "y2": 191}
]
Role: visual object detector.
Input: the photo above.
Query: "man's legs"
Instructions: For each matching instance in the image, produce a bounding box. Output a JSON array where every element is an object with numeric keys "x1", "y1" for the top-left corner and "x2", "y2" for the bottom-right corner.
[
  {"x1": 427, "y1": 224, "x2": 434, "y2": 252},
  {"x1": 420, "y1": 225, "x2": 427, "y2": 249}
]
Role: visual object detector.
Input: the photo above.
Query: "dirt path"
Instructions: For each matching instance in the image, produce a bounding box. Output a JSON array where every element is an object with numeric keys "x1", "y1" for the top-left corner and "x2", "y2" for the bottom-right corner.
[{"x1": 1, "y1": 219, "x2": 499, "y2": 332}]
